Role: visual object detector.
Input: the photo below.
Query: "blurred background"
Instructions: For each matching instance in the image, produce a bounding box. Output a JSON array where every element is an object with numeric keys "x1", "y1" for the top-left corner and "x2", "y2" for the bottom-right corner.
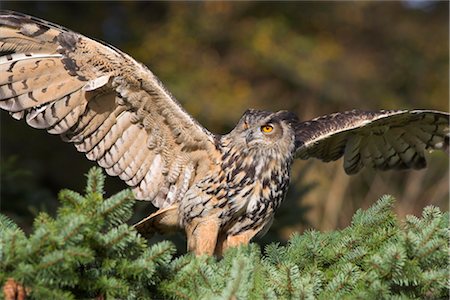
[{"x1": 1, "y1": 1, "x2": 448, "y2": 251}]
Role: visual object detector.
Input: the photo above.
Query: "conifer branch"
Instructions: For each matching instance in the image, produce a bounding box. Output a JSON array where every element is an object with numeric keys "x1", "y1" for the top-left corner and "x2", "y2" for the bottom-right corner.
[{"x1": 1, "y1": 168, "x2": 448, "y2": 299}]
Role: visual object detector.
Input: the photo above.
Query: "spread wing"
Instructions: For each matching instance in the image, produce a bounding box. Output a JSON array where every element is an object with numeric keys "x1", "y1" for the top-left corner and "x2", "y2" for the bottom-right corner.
[
  {"x1": 295, "y1": 109, "x2": 449, "y2": 174},
  {"x1": 0, "y1": 10, "x2": 219, "y2": 208}
]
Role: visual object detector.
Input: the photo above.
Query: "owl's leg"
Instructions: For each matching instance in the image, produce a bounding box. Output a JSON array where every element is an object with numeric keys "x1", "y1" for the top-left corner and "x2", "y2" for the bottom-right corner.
[
  {"x1": 216, "y1": 217, "x2": 273, "y2": 256},
  {"x1": 215, "y1": 230, "x2": 257, "y2": 256},
  {"x1": 186, "y1": 217, "x2": 220, "y2": 256}
]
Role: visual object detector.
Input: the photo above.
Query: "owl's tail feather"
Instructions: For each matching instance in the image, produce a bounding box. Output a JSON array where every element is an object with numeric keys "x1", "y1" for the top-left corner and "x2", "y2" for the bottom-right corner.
[{"x1": 134, "y1": 204, "x2": 181, "y2": 239}]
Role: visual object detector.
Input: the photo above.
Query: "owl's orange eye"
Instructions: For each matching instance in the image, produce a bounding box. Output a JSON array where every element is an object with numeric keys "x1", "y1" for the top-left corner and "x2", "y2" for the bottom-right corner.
[{"x1": 261, "y1": 124, "x2": 274, "y2": 133}]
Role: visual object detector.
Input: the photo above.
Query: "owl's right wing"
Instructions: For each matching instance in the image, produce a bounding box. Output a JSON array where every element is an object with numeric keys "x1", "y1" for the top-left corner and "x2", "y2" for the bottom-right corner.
[
  {"x1": 294, "y1": 109, "x2": 449, "y2": 174},
  {"x1": 0, "y1": 11, "x2": 220, "y2": 208}
]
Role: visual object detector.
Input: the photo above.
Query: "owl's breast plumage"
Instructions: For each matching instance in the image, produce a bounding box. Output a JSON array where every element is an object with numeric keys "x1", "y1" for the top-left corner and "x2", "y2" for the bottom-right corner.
[{"x1": 179, "y1": 141, "x2": 293, "y2": 236}]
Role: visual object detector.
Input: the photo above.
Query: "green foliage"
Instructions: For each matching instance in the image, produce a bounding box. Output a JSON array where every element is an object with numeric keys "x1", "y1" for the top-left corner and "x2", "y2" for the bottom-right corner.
[
  {"x1": 158, "y1": 195, "x2": 449, "y2": 299},
  {"x1": 0, "y1": 168, "x2": 175, "y2": 299},
  {"x1": 1, "y1": 169, "x2": 448, "y2": 299}
]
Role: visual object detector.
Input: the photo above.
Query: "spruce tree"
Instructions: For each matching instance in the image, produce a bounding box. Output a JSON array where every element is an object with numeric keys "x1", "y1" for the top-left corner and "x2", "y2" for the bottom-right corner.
[
  {"x1": 1, "y1": 168, "x2": 448, "y2": 299},
  {"x1": 0, "y1": 168, "x2": 175, "y2": 299}
]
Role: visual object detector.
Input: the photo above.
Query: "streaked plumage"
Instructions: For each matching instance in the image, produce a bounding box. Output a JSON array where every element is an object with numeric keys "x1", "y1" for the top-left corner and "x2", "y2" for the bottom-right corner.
[{"x1": 1, "y1": 11, "x2": 448, "y2": 255}]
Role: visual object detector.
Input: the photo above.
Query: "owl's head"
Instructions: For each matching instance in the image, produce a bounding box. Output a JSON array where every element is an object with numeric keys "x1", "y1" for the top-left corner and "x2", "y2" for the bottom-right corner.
[{"x1": 227, "y1": 109, "x2": 300, "y2": 155}]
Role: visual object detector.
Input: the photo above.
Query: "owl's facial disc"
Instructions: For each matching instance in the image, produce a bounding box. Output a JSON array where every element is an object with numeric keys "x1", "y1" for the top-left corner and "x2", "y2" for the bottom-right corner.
[{"x1": 231, "y1": 109, "x2": 297, "y2": 152}]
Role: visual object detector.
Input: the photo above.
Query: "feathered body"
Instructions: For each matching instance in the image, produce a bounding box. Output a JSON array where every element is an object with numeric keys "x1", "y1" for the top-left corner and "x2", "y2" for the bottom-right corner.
[
  {"x1": 180, "y1": 110, "x2": 297, "y2": 247},
  {"x1": 1, "y1": 11, "x2": 449, "y2": 255}
]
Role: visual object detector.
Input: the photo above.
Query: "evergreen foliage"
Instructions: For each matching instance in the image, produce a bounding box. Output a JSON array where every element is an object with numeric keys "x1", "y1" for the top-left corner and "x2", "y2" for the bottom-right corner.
[
  {"x1": 1, "y1": 168, "x2": 448, "y2": 299},
  {"x1": 158, "y1": 196, "x2": 449, "y2": 299},
  {"x1": 0, "y1": 168, "x2": 175, "y2": 299}
]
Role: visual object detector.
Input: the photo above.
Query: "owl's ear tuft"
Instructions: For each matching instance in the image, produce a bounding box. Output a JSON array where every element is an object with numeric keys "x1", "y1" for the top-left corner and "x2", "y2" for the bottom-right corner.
[
  {"x1": 275, "y1": 111, "x2": 299, "y2": 124},
  {"x1": 243, "y1": 109, "x2": 254, "y2": 115},
  {"x1": 238, "y1": 109, "x2": 272, "y2": 126},
  {"x1": 242, "y1": 109, "x2": 271, "y2": 118}
]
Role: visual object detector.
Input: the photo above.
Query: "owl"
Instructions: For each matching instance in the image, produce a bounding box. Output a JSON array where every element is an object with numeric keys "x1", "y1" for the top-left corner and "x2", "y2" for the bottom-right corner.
[{"x1": 0, "y1": 11, "x2": 448, "y2": 256}]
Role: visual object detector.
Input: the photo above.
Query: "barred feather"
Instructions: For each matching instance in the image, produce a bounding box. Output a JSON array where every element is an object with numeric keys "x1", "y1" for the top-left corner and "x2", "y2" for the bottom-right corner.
[{"x1": 295, "y1": 110, "x2": 449, "y2": 174}]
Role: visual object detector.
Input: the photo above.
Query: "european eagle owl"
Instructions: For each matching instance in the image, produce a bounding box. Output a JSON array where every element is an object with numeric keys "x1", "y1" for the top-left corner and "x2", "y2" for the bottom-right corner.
[{"x1": 0, "y1": 11, "x2": 448, "y2": 256}]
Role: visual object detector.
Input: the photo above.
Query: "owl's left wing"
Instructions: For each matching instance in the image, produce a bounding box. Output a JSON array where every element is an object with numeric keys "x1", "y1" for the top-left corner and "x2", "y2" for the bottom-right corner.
[
  {"x1": 294, "y1": 109, "x2": 449, "y2": 174},
  {"x1": 0, "y1": 11, "x2": 220, "y2": 209}
]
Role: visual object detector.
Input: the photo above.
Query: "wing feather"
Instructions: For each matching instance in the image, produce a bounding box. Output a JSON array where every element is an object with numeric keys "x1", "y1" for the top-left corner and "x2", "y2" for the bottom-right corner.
[
  {"x1": 66, "y1": 92, "x2": 119, "y2": 144},
  {"x1": 295, "y1": 109, "x2": 449, "y2": 174},
  {"x1": 105, "y1": 129, "x2": 146, "y2": 176},
  {"x1": 99, "y1": 124, "x2": 141, "y2": 169},
  {"x1": 86, "y1": 111, "x2": 133, "y2": 161},
  {"x1": 0, "y1": 10, "x2": 218, "y2": 208},
  {"x1": 47, "y1": 101, "x2": 87, "y2": 135},
  {"x1": 26, "y1": 88, "x2": 85, "y2": 129},
  {"x1": 121, "y1": 145, "x2": 153, "y2": 183}
]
